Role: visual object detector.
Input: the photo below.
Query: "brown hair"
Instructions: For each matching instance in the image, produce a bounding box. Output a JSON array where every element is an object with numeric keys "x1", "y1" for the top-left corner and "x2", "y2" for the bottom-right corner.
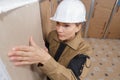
[{"x1": 75, "y1": 22, "x2": 86, "y2": 35}]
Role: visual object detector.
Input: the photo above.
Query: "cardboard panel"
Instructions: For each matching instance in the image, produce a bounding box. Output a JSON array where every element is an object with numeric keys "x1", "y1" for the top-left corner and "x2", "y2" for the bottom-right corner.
[
  {"x1": 88, "y1": 24, "x2": 104, "y2": 38},
  {"x1": 96, "y1": 0, "x2": 116, "y2": 10},
  {"x1": 0, "y1": 2, "x2": 45, "y2": 80},
  {"x1": 106, "y1": 8, "x2": 120, "y2": 39},
  {"x1": 88, "y1": 33, "x2": 103, "y2": 38},
  {"x1": 82, "y1": 0, "x2": 92, "y2": 18},
  {"x1": 40, "y1": 0, "x2": 57, "y2": 39},
  {"x1": 87, "y1": 0, "x2": 116, "y2": 38},
  {"x1": 106, "y1": 33, "x2": 120, "y2": 39},
  {"x1": 87, "y1": 4, "x2": 112, "y2": 38},
  {"x1": 91, "y1": 5, "x2": 111, "y2": 26}
]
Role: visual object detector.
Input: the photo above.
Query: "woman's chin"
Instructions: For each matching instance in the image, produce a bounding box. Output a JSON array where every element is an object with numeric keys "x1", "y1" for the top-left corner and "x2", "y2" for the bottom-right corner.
[{"x1": 58, "y1": 37, "x2": 65, "y2": 41}]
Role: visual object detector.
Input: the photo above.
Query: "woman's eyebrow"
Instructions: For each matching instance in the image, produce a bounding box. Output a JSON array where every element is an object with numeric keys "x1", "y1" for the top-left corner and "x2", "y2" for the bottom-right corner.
[{"x1": 63, "y1": 23, "x2": 70, "y2": 25}]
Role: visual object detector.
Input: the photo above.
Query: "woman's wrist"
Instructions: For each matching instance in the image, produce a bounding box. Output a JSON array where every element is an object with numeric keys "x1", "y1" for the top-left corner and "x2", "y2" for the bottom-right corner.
[
  {"x1": 37, "y1": 54, "x2": 51, "y2": 67},
  {"x1": 43, "y1": 54, "x2": 51, "y2": 63}
]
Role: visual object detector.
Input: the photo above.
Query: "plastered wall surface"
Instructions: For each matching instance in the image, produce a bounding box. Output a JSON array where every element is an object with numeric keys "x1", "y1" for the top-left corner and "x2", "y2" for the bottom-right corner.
[{"x1": 0, "y1": 2, "x2": 45, "y2": 80}]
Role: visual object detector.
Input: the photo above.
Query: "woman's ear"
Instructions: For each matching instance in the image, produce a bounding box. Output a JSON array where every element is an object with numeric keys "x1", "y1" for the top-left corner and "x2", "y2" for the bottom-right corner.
[{"x1": 75, "y1": 24, "x2": 82, "y2": 33}]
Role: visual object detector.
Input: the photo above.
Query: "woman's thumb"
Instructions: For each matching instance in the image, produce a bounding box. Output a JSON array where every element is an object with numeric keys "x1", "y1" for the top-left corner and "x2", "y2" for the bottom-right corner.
[{"x1": 29, "y1": 36, "x2": 37, "y2": 47}]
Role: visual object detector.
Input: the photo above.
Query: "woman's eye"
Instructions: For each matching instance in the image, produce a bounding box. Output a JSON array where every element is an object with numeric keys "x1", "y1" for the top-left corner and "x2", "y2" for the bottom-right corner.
[
  {"x1": 56, "y1": 22, "x2": 60, "y2": 25},
  {"x1": 64, "y1": 25, "x2": 70, "y2": 27}
]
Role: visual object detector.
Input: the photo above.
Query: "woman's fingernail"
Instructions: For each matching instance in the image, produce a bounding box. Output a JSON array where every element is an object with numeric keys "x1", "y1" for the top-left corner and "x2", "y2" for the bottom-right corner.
[
  {"x1": 10, "y1": 57, "x2": 13, "y2": 60},
  {"x1": 12, "y1": 48, "x2": 16, "y2": 51},
  {"x1": 8, "y1": 53, "x2": 11, "y2": 56},
  {"x1": 8, "y1": 52, "x2": 12, "y2": 56}
]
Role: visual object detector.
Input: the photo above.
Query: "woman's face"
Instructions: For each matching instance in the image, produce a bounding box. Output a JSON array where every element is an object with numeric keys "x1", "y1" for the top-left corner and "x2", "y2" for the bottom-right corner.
[{"x1": 56, "y1": 22, "x2": 81, "y2": 41}]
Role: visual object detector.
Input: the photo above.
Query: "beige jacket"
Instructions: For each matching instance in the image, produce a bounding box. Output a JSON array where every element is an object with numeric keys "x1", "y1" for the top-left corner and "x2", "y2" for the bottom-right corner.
[{"x1": 38, "y1": 30, "x2": 93, "y2": 80}]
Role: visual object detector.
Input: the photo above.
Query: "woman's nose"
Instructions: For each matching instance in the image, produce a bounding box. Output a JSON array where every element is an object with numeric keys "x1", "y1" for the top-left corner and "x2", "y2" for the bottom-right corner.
[{"x1": 57, "y1": 26, "x2": 63, "y2": 32}]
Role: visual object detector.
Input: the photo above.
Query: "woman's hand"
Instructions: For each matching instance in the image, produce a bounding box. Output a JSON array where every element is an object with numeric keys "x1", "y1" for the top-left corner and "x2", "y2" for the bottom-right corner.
[{"x1": 8, "y1": 37, "x2": 51, "y2": 66}]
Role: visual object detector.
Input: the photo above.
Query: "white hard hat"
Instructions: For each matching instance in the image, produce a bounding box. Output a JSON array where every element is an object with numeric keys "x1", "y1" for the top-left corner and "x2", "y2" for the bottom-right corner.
[{"x1": 50, "y1": 0, "x2": 86, "y2": 23}]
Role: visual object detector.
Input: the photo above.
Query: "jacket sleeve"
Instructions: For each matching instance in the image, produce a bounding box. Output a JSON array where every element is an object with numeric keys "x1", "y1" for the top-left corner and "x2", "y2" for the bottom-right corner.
[
  {"x1": 37, "y1": 57, "x2": 77, "y2": 80},
  {"x1": 67, "y1": 54, "x2": 90, "y2": 80},
  {"x1": 37, "y1": 54, "x2": 89, "y2": 80}
]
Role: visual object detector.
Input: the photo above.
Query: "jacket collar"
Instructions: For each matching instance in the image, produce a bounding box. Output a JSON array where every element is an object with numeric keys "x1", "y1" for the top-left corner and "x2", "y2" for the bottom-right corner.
[{"x1": 53, "y1": 31, "x2": 84, "y2": 50}]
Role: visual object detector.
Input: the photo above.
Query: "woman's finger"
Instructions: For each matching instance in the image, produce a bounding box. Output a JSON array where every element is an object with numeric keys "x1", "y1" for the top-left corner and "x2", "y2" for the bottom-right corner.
[
  {"x1": 9, "y1": 56, "x2": 29, "y2": 61},
  {"x1": 29, "y1": 36, "x2": 38, "y2": 47},
  {"x1": 8, "y1": 51, "x2": 29, "y2": 57},
  {"x1": 12, "y1": 46, "x2": 34, "y2": 52},
  {"x1": 43, "y1": 47, "x2": 48, "y2": 52},
  {"x1": 14, "y1": 61, "x2": 33, "y2": 66}
]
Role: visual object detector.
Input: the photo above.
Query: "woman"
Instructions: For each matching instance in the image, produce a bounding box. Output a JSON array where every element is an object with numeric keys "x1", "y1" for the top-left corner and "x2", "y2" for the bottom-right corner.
[{"x1": 8, "y1": 0, "x2": 92, "y2": 80}]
